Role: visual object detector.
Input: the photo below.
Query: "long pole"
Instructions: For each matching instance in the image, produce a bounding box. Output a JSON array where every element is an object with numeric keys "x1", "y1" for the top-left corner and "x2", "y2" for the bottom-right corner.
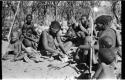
[
  {"x1": 7, "y1": 1, "x2": 20, "y2": 43},
  {"x1": 89, "y1": 7, "x2": 94, "y2": 79}
]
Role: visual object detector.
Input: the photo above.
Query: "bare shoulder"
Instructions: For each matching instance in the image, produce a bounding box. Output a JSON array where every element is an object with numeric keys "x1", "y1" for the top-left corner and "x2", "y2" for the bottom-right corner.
[{"x1": 42, "y1": 30, "x2": 48, "y2": 38}]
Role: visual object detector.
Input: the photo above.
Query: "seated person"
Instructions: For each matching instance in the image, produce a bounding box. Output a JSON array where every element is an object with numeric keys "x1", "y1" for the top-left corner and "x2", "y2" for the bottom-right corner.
[
  {"x1": 72, "y1": 15, "x2": 96, "y2": 64},
  {"x1": 2, "y1": 31, "x2": 26, "y2": 61},
  {"x1": 22, "y1": 14, "x2": 38, "y2": 50},
  {"x1": 38, "y1": 21, "x2": 72, "y2": 61},
  {"x1": 2, "y1": 31, "x2": 42, "y2": 63}
]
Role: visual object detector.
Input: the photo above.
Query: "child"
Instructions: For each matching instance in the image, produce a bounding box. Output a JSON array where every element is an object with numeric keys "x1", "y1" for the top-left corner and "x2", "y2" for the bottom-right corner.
[
  {"x1": 2, "y1": 31, "x2": 42, "y2": 63},
  {"x1": 2, "y1": 31, "x2": 26, "y2": 61},
  {"x1": 92, "y1": 48, "x2": 117, "y2": 79}
]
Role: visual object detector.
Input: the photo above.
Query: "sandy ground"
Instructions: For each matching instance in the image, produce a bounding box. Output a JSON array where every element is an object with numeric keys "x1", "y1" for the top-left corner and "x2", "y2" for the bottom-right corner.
[
  {"x1": 2, "y1": 60, "x2": 79, "y2": 79},
  {"x1": 2, "y1": 41, "x2": 79, "y2": 79},
  {"x1": 2, "y1": 40, "x2": 121, "y2": 79}
]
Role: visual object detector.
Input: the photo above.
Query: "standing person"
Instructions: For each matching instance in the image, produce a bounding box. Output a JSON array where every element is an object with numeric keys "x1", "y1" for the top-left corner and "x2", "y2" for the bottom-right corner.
[
  {"x1": 78, "y1": 15, "x2": 119, "y2": 79},
  {"x1": 38, "y1": 21, "x2": 72, "y2": 61},
  {"x1": 22, "y1": 14, "x2": 38, "y2": 50}
]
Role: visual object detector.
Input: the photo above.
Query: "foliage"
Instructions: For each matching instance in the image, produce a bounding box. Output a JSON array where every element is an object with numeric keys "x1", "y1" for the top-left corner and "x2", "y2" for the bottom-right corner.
[{"x1": 2, "y1": 1, "x2": 121, "y2": 40}]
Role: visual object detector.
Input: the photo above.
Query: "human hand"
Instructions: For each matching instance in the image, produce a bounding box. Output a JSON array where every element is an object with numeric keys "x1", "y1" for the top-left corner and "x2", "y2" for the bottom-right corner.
[
  {"x1": 75, "y1": 22, "x2": 79, "y2": 26},
  {"x1": 76, "y1": 47, "x2": 80, "y2": 53},
  {"x1": 75, "y1": 54, "x2": 79, "y2": 61},
  {"x1": 70, "y1": 47, "x2": 78, "y2": 52},
  {"x1": 87, "y1": 29, "x2": 91, "y2": 35},
  {"x1": 52, "y1": 51, "x2": 60, "y2": 56}
]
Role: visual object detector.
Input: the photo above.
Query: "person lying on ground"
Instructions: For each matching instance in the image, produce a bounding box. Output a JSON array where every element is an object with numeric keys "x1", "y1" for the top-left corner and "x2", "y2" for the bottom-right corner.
[
  {"x1": 39, "y1": 21, "x2": 72, "y2": 61},
  {"x1": 22, "y1": 14, "x2": 39, "y2": 50}
]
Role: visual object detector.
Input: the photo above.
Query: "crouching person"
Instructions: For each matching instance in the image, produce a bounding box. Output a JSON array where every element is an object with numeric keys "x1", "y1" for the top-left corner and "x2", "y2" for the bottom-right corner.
[
  {"x1": 2, "y1": 31, "x2": 27, "y2": 61},
  {"x1": 39, "y1": 21, "x2": 72, "y2": 61},
  {"x1": 2, "y1": 31, "x2": 42, "y2": 63}
]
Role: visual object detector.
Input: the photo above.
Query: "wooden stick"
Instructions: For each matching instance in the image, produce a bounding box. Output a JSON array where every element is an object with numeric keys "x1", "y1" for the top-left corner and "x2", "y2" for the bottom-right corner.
[
  {"x1": 7, "y1": 1, "x2": 20, "y2": 43},
  {"x1": 89, "y1": 8, "x2": 94, "y2": 79},
  {"x1": 3, "y1": 1, "x2": 21, "y2": 56}
]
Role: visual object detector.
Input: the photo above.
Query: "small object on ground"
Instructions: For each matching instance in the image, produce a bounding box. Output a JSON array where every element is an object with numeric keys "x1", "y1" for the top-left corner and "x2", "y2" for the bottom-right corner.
[
  {"x1": 47, "y1": 57, "x2": 54, "y2": 62},
  {"x1": 59, "y1": 55, "x2": 69, "y2": 63},
  {"x1": 24, "y1": 55, "x2": 34, "y2": 63}
]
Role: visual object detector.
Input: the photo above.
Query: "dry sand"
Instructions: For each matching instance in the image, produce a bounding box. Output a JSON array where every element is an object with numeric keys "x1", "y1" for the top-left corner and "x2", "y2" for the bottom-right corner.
[{"x1": 2, "y1": 41, "x2": 79, "y2": 79}]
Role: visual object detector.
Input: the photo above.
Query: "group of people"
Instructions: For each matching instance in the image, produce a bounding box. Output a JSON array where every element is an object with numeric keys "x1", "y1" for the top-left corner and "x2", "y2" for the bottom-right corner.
[{"x1": 2, "y1": 13, "x2": 121, "y2": 79}]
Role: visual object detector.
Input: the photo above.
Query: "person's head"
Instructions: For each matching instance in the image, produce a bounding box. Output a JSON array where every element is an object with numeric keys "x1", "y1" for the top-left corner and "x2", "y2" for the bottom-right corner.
[
  {"x1": 99, "y1": 48, "x2": 116, "y2": 65},
  {"x1": 101, "y1": 36, "x2": 113, "y2": 48},
  {"x1": 95, "y1": 15, "x2": 113, "y2": 31},
  {"x1": 80, "y1": 14, "x2": 88, "y2": 24},
  {"x1": 50, "y1": 21, "x2": 61, "y2": 35},
  {"x1": 26, "y1": 14, "x2": 32, "y2": 23},
  {"x1": 11, "y1": 31, "x2": 19, "y2": 43}
]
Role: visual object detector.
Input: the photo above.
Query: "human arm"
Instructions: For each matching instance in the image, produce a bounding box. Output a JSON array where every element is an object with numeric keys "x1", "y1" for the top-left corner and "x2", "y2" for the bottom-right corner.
[
  {"x1": 79, "y1": 44, "x2": 91, "y2": 50},
  {"x1": 78, "y1": 42, "x2": 99, "y2": 50},
  {"x1": 116, "y1": 30, "x2": 121, "y2": 47},
  {"x1": 79, "y1": 23, "x2": 89, "y2": 34},
  {"x1": 87, "y1": 16, "x2": 94, "y2": 35},
  {"x1": 42, "y1": 31, "x2": 59, "y2": 53},
  {"x1": 56, "y1": 32, "x2": 67, "y2": 55},
  {"x1": 22, "y1": 24, "x2": 38, "y2": 42},
  {"x1": 32, "y1": 23, "x2": 38, "y2": 35},
  {"x1": 92, "y1": 63, "x2": 103, "y2": 79},
  {"x1": 93, "y1": 43, "x2": 99, "y2": 50}
]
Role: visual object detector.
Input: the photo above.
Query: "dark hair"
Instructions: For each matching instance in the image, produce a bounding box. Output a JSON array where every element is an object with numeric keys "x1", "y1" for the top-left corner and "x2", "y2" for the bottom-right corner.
[
  {"x1": 10, "y1": 31, "x2": 19, "y2": 42},
  {"x1": 26, "y1": 14, "x2": 32, "y2": 20},
  {"x1": 99, "y1": 48, "x2": 116, "y2": 65},
  {"x1": 11, "y1": 31, "x2": 19, "y2": 37},
  {"x1": 50, "y1": 21, "x2": 61, "y2": 30},
  {"x1": 81, "y1": 14, "x2": 89, "y2": 19},
  {"x1": 95, "y1": 15, "x2": 113, "y2": 26},
  {"x1": 101, "y1": 36, "x2": 113, "y2": 48}
]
